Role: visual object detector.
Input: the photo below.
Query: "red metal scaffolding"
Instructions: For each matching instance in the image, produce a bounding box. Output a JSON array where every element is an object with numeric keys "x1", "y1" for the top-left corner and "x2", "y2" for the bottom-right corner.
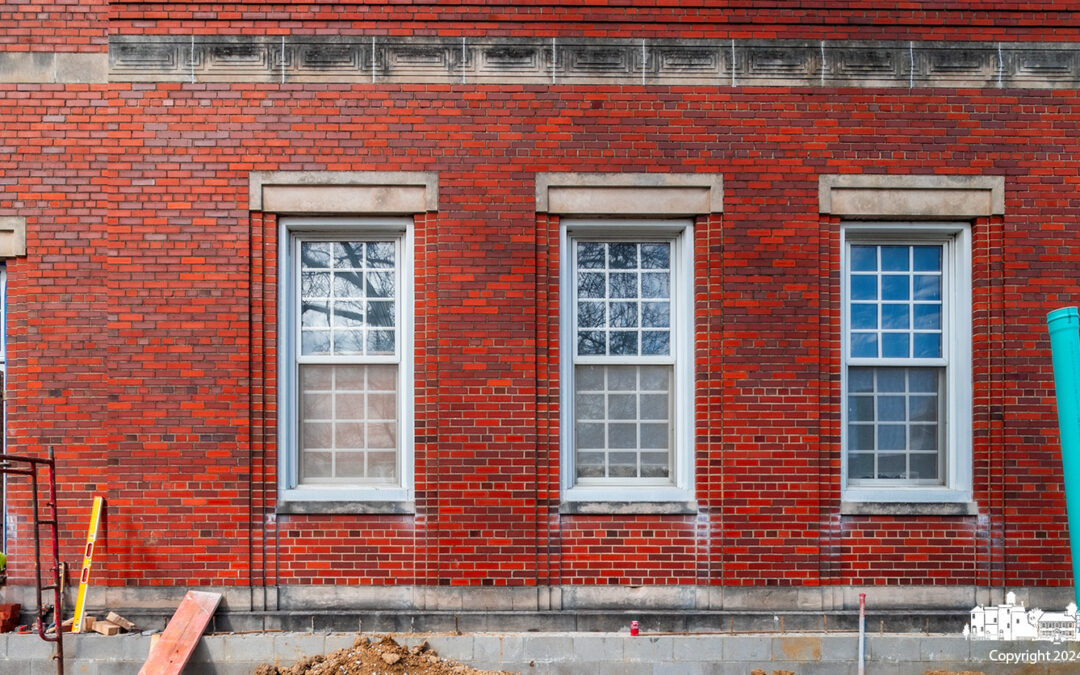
[{"x1": 1, "y1": 447, "x2": 64, "y2": 675}]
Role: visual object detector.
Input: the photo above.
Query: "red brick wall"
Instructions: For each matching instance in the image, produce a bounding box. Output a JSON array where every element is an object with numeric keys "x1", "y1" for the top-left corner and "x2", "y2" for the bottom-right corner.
[
  {"x1": 1, "y1": 78, "x2": 1079, "y2": 593},
  {"x1": 104, "y1": 3, "x2": 1080, "y2": 42},
  {"x1": 0, "y1": 1, "x2": 108, "y2": 50}
]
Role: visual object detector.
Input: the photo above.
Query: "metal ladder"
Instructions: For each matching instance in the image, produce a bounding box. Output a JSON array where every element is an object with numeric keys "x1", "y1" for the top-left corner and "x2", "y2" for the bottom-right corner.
[{"x1": 0, "y1": 447, "x2": 64, "y2": 675}]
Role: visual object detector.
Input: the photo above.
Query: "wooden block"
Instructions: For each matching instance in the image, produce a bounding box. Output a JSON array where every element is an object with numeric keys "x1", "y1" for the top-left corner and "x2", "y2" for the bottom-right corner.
[
  {"x1": 92, "y1": 620, "x2": 120, "y2": 636},
  {"x1": 61, "y1": 618, "x2": 75, "y2": 628},
  {"x1": 106, "y1": 612, "x2": 136, "y2": 631},
  {"x1": 138, "y1": 591, "x2": 222, "y2": 675},
  {"x1": 82, "y1": 615, "x2": 96, "y2": 632}
]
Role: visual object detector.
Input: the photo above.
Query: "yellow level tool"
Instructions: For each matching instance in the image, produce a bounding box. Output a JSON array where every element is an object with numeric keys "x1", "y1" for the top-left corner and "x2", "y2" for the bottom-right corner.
[{"x1": 72, "y1": 496, "x2": 104, "y2": 633}]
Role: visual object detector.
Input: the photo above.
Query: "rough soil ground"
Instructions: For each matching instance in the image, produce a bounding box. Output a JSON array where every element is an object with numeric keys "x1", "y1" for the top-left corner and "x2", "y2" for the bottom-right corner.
[
  {"x1": 251, "y1": 637, "x2": 993, "y2": 675},
  {"x1": 252, "y1": 635, "x2": 515, "y2": 675}
]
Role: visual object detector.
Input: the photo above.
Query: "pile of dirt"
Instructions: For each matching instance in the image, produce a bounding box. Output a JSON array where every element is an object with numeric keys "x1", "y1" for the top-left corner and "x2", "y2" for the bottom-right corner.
[{"x1": 253, "y1": 635, "x2": 516, "y2": 675}]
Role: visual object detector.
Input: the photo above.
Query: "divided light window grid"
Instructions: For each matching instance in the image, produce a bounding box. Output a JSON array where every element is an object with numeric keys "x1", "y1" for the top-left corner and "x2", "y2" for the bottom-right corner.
[
  {"x1": 296, "y1": 239, "x2": 400, "y2": 485},
  {"x1": 572, "y1": 240, "x2": 675, "y2": 483},
  {"x1": 845, "y1": 241, "x2": 947, "y2": 485}
]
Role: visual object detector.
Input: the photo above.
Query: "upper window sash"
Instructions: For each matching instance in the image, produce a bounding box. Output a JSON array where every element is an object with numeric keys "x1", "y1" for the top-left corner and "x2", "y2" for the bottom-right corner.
[{"x1": 293, "y1": 236, "x2": 403, "y2": 366}]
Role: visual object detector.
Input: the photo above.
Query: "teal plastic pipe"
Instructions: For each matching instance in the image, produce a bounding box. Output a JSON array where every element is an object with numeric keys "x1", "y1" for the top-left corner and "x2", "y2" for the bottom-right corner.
[{"x1": 1048, "y1": 306, "x2": 1080, "y2": 606}]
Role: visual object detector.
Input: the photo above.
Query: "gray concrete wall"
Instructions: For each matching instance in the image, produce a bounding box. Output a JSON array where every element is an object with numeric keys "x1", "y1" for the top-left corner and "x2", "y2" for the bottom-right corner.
[{"x1": 5, "y1": 631, "x2": 1080, "y2": 675}]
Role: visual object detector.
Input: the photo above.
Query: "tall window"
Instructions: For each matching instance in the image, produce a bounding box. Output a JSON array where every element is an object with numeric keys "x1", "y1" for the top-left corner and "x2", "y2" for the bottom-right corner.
[
  {"x1": 281, "y1": 219, "x2": 412, "y2": 506},
  {"x1": 842, "y1": 225, "x2": 971, "y2": 501},
  {"x1": 562, "y1": 221, "x2": 693, "y2": 504}
]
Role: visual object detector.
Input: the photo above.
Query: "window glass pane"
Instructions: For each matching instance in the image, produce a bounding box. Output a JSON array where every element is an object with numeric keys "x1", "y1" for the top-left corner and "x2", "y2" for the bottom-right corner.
[
  {"x1": 301, "y1": 331, "x2": 331, "y2": 355},
  {"x1": 850, "y1": 275, "x2": 877, "y2": 301},
  {"x1": 301, "y1": 451, "x2": 332, "y2": 479},
  {"x1": 334, "y1": 301, "x2": 364, "y2": 328},
  {"x1": 848, "y1": 367, "x2": 874, "y2": 392},
  {"x1": 641, "y1": 302, "x2": 670, "y2": 328},
  {"x1": 577, "y1": 272, "x2": 605, "y2": 298},
  {"x1": 333, "y1": 271, "x2": 364, "y2": 298},
  {"x1": 909, "y1": 395, "x2": 938, "y2": 422},
  {"x1": 336, "y1": 330, "x2": 365, "y2": 355},
  {"x1": 609, "y1": 332, "x2": 639, "y2": 355},
  {"x1": 640, "y1": 366, "x2": 670, "y2": 390},
  {"x1": 640, "y1": 243, "x2": 670, "y2": 269},
  {"x1": 913, "y1": 275, "x2": 941, "y2": 301},
  {"x1": 366, "y1": 271, "x2": 395, "y2": 298},
  {"x1": 912, "y1": 245, "x2": 941, "y2": 271},
  {"x1": 908, "y1": 368, "x2": 939, "y2": 392},
  {"x1": 609, "y1": 243, "x2": 638, "y2": 269},
  {"x1": 850, "y1": 245, "x2": 877, "y2": 271},
  {"x1": 578, "y1": 302, "x2": 605, "y2": 328},
  {"x1": 640, "y1": 452, "x2": 670, "y2": 477},
  {"x1": 881, "y1": 246, "x2": 909, "y2": 271},
  {"x1": 576, "y1": 393, "x2": 605, "y2": 420},
  {"x1": 609, "y1": 423, "x2": 637, "y2": 449},
  {"x1": 367, "y1": 452, "x2": 397, "y2": 481},
  {"x1": 301, "y1": 242, "x2": 331, "y2": 268},
  {"x1": 301, "y1": 301, "x2": 330, "y2": 329},
  {"x1": 574, "y1": 241, "x2": 673, "y2": 359},
  {"x1": 641, "y1": 332, "x2": 670, "y2": 356},
  {"x1": 609, "y1": 273, "x2": 638, "y2": 298},
  {"x1": 913, "y1": 333, "x2": 941, "y2": 358},
  {"x1": 877, "y1": 395, "x2": 906, "y2": 422},
  {"x1": 577, "y1": 452, "x2": 605, "y2": 477},
  {"x1": 334, "y1": 242, "x2": 365, "y2": 268},
  {"x1": 302, "y1": 422, "x2": 332, "y2": 449},
  {"x1": 576, "y1": 423, "x2": 604, "y2": 449},
  {"x1": 366, "y1": 242, "x2": 395, "y2": 268},
  {"x1": 851, "y1": 333, "x2": 877, "y2": 358},
  {"x1": 577, "y1": 365, "x2": 605, "y2": 390},
  {"x1": 877, "y1": 369, "x2": 906, "y2": 392},
  {"x1": 910, "y1": 424, "x2": 939, "y2": 451},
  {"x1": 608, "y1": 394, "x2": 637, "y2": 420},
  {"x1": 577, "y1": 242, "x2": 605, "y2": 268},
  {"x1": 609, "y1": 301, "x2": 639, "y2": 328},
  {"x1": 301, "y1": 271, "x2": 330, "y2": 297},
  {"x1": 848, "y1": 425, "x2": 875, "y2": 451},
  {"x1": 881, "y1": 333, "x2": 910, "y2": 358},
  {"x1": 367, "y1": 330, "x2": 395, "y2": 355},
  {"x1": 913, "y1": 304, "x2": 940, "y2": 330},
  {"x1": 877, "y1": 453, "x2": 906, "y2": 478},
  {"x1": 851, "y1": 304, "x2": 877, "y2": 330},
  {"x1": 640, "y1": 394, "x2": 668, "y2": 419},
  {"x1": 366, "y1": 301, "x2": 395, "y2": 328},
  {"x1": 641, "y1": 272, "x2": 670, "y2": 299},
  {"x1": 848, "y1": 395, "x2": 874, "y2": 421},
  {"x1": 908, "y1": 452, "x2": 938, "y2": 480},
  {"x1": 879, "y1": 425, "x2": 906, "y2": 450},
  {"x1": 881, "y1": 304, "x2": 909, "y2": 330},
  {"x1": 609, "y1": 453, "x2": 638, "y2": 477},
  {"x1": 848, "y1": 452, "x2": 874, "y2": 479},
  {"x1": 881, "y1": 275, "x2": 909, "y2": 301}
]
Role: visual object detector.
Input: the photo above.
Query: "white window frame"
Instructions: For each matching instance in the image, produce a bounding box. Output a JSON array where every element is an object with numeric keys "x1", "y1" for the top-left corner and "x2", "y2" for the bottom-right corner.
[
  {"x1": 560, "y1": 219, "x2": 694, "y2": 504},
  {"x1": 278, "y1": 217, "x2": 414, "y2": 507},
  {"x1": 841, "y1": 222, "x2": 972, "y2": 504}
]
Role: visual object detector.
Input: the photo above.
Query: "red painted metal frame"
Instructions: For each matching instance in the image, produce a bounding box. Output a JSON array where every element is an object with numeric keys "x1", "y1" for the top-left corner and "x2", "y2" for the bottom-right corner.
[{"x1": 0, "y1": 447, "x2": 64, "y2": 675}]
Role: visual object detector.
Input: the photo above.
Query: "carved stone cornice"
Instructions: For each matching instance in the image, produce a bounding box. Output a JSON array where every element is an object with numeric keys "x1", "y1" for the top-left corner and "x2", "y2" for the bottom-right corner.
[{"x1": 107, "y1": 35, "x2": 1080, "y2": 89}]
